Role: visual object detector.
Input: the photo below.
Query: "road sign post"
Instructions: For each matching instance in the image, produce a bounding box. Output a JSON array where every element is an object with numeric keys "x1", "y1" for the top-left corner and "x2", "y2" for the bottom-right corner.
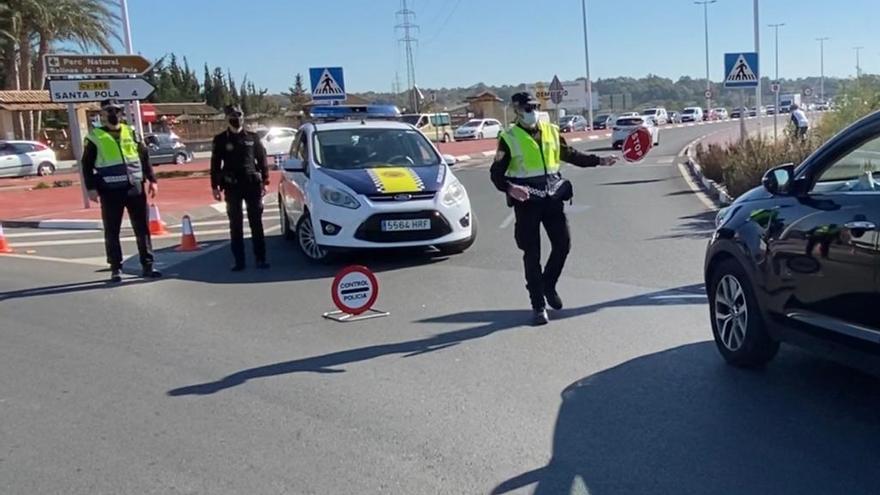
[
  {"x1": 724, "y1": 52, "x2": 760, "y2": 144},
  {"x1": 549, "y1": 75, "x2": 564, "y2": 123},
  {"x1": 323, "y1": 265, "x2": 389, "y2": 322}
]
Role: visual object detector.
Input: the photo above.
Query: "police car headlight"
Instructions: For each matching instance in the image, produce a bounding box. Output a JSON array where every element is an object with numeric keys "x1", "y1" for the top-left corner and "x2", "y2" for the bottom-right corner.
[
  {"x1": 320, "y1": 185, "x2": 360, "y2": 209},
  {"x1": 442, "y1": 179, "x2": 467, "y2": 207}
]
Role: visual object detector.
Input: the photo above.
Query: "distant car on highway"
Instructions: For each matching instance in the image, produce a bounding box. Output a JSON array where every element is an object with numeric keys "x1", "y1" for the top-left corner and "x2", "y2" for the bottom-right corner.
[
  {"x1": 705, "y1": 109, "x2": 880, "y2": 375},
  {"x1": 278, "y1": 105, "x2": 475, "y2": 262},
  {"x1": 256, "y1": 127, "x2": 298, "y2": 157},
  {"x1": 559, "y1": 115, "x2": 588, "y2": 133},
  {"x1": 640, "y1": 107, "x2": 669, "y2": 125},
  {"x1": 765, "y1": 105, "x2": 777, "y2": 115},
  {"x1": 680, "y1": 107, "x2": 703, "y2": 123},
  {"x1": 611, "y1": 115, "x2": 660, "y2": 150},
  {"x1": 667, "y1": 111, "x2": 680, "y2": 124},
  {"x1": 144, "y1": 133, "x2": 193, "y2": 165},
  {"x1": 749, "y1": 106, "x2": 767, "y2": 117},
  {"x1": 713, "y1": 108, "x2": 729, "y2": 120},
  {"x1": 453, "y1": 119, "x2": 503, "y2": 140},
  {"x1": 592, "y1": 113, "x2": 615, "y2": 130},
  {"x1": 730, "y1": 107, "x2": 748, "y2": 119},
  {"x1": 0, "y1": 140, "x2": 58, "y2": 177}
]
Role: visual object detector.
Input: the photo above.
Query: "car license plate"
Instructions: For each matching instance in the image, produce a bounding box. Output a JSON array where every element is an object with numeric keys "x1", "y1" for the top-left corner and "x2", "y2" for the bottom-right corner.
[{"x1": 381, "y1": 219, "x2": 431, "y2": 232}]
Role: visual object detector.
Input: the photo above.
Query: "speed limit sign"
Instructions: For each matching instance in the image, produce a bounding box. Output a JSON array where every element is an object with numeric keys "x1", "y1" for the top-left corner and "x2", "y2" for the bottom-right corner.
[
  {"x1": 704, "y1": 89, "x2": 713, "y2": 99},
  {"x1": 803, "y1": 87, "x2": 814, "y2": 97}
]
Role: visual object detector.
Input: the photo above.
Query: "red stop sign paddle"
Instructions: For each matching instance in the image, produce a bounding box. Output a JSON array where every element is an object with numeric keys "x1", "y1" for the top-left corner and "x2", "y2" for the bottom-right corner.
[{"x1": 622, "y1": 127, "x2": 653, "y2": 163}]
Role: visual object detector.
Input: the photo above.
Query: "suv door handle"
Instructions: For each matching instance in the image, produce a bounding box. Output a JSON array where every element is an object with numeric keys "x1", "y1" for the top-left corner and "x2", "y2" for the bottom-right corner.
[{"x1": 844, "y1": 221, "x2": 877, "y2": 231}]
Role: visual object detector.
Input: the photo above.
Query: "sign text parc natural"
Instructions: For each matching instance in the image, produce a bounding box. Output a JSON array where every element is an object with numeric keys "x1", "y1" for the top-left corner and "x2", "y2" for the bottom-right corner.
[{"x1": 43, "y1": 54, "x2": 152, "y2": 77}]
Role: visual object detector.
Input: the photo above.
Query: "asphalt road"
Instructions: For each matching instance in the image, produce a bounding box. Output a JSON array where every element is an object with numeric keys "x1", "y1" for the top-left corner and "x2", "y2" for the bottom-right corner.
[{"x1": 3, "y1": 118, "x2": 879, "y2": 495}]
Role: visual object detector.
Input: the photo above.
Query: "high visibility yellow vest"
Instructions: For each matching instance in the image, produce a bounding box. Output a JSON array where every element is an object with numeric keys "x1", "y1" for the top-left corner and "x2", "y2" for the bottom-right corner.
[
  {"x1": 500, "y1": 121, "x2": 561, "y2": 178},
  {"x1": 85, "y1": 124, "x2": 142, "y2": 189}
]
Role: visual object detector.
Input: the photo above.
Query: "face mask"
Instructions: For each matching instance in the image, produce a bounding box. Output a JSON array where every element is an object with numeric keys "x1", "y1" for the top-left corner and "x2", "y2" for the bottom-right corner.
[
  {"x1": 519, "y1": 111, "x2": 538, "y2": 129},
  {"x1": 228, "y1": 117, "x2": 242, "y2": 129},
  {"x1": 106, "y1": 113, "x2": 120, "y2": 126}
]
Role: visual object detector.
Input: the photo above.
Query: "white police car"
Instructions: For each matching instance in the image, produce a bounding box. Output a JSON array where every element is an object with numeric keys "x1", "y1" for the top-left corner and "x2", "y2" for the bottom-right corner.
[{"x1": 278, "y1": 105, "x2": 476, "y2": 262}]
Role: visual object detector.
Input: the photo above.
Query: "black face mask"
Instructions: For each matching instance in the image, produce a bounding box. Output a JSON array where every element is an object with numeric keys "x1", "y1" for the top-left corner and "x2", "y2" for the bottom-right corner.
[
  {"x1": 229, "y1": 117, "x2": 241, "y2": 129},
  {"x1": 106, "y1": 113, "x2": 120, "y2": 126}
]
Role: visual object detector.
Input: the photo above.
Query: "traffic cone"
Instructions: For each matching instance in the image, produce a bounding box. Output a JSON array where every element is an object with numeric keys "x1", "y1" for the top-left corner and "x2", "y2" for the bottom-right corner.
[
  {"x1": 175, "y1": 215, "x2": 201, "y2": 252},
  {"x1": 0, "y1": 223, "x2": 13, "y2": 254},
  {"x1": 148, "y1": 203, "x2": 169, "y2": 236}
]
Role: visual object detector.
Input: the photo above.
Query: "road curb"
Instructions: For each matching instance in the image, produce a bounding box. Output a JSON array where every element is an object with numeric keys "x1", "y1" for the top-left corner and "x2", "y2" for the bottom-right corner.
[{"x1": 684, "y1": 145, "x2": 734, "y2": 206}]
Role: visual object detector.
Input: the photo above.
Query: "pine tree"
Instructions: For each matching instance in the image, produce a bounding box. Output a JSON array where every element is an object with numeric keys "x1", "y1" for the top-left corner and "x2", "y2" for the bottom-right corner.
[
  {"x1": 210, "y1": 67, "x2": 229, "y2": 108},
  {"x1": 227, "y1": 69, "x2": 239, "y2": 105},
  {"x1": 203, "y1": 63, "x2": 214, "y2": 106},
  {"x1": 239, "y1": 75, "x2": 250, "y2": 115},
  {"x1": 284, "y1": 73, "x2": 310, "y2": 111}
]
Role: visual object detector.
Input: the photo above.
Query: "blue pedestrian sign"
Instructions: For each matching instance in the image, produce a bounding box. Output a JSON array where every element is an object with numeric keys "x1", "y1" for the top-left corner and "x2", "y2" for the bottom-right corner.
[
  {"x1": 724, "y1": 52, "x2": 759, "y2": 88},
  {"x1": 309, "y1": 67, "x2": 346, "y2": 102}
]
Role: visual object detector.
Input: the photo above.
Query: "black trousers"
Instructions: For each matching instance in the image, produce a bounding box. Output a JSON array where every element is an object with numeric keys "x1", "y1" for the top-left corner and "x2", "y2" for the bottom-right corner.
[
  {"x1": 225, "y1": 183, "x2": 266, "y2": 265},
  {"x1": 513, "y1": 198, "x2": 571, "y2": 309},
  {"x1": 100, "y1": 187, "x2": 153, "y2": 270}
]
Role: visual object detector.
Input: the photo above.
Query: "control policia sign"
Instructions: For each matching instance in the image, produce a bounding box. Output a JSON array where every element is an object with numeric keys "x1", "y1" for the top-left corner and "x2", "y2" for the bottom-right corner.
[{"x1": 323, "y1": 265, "x2": 389, "y2": 322}]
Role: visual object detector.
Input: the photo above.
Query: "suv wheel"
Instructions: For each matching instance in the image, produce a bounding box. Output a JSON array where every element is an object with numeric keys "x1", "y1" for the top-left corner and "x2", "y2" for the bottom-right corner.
[
  {"x1": 174, "y1": 153, "x2": 187, "y2": 165},
  {"x1": 709, "y1": 259, "x2": 779, "y2": 367}
]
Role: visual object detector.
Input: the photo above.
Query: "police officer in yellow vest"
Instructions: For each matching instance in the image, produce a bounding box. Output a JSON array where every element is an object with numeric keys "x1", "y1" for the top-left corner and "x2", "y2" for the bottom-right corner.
[
  {"x1": 82, "y1": 99, "x2": 161, "y2": 283},
  {"x1": 490, "y1": 92, "x2": 617, "y2": 325}
]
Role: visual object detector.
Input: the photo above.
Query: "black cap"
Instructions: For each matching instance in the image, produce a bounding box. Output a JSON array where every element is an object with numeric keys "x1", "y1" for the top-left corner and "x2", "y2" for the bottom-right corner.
[
  {"x1": 224, "y1": 104, "x2": 244, "y2": 116},
  {"x1": 511, "y1": 92, "x2": 539, "y2": 107},
  {"x1": 100, "y1": 99, "x2": 124, "y2": 110}
]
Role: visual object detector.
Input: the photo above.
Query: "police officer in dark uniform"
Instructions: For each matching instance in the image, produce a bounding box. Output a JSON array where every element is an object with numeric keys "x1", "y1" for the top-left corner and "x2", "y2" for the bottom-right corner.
[
  {"x1": 490, "y1": 92, "x2": 617, "y2": 325},
  {"x1": 82, "y1": 99, "x2": 161, "y2": 282},
  {"x1": 211, "y1": 105, "x2": 270, "y2": 271}
]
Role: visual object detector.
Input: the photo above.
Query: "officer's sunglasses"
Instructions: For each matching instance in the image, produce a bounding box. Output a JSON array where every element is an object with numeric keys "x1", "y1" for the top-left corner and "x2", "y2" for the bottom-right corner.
[{"x1": 519, "y1": 103, "x2": 538, "y2": 112}]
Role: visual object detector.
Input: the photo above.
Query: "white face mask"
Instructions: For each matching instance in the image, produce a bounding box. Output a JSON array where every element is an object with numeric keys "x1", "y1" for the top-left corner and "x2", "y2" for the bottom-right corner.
[{"x1": 519, "y1": 111, "x2": 538, "y2": 129}]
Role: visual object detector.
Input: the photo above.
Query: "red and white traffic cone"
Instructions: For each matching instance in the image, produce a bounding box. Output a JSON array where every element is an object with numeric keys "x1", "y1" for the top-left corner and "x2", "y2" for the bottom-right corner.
[
  {"x1": 148, "y1": 203, "x2": 169, "y2": 236},
  {"x1": 175, "y1": 215, "x2": 200, "y2": 252},
  {"x1": 0, "y1": 223, "x2": 13, "y2": 254}
]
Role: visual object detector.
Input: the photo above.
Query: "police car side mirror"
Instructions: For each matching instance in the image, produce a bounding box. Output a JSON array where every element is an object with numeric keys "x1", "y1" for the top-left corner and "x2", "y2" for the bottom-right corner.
[
  {"x1": 442, "y1": 154, "x2": 457, "y2": 166},
  {"x1": 283, "y1": 158, "x2": 305, "y2": 173}
]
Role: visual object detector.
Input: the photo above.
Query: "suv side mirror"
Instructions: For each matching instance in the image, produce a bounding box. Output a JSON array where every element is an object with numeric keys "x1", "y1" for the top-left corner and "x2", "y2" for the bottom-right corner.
[
  {"x1": 283, "y1": 158, "x2": 305, "y2": 173},
  {"x1": 762, "y1": 163, "x2": 795, "y2": 195}
]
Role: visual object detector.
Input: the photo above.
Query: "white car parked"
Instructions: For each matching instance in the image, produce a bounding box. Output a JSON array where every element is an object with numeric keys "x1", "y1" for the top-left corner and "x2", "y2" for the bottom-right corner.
[
  {"x1": 680, "y1": 107, "x2": 703, "y2": 123},
  {"x1": 278, "y1": 106, "x2": 476, "y2": 262},
  {"x1": 256, "y1": 126, "x2": 298, "y2": 156},
  {"x1": 0, "y1": 140, "x2": 58, "y2": 177},
  {"x1": 453, "y1": 119, "x2": 503, "y2": 140},
  {"x1": 611, "y1": 116, "x2": 660, "y2": 150},
  {"x1": 640, "y1": 107, "x2": 669, "y2": 125}
]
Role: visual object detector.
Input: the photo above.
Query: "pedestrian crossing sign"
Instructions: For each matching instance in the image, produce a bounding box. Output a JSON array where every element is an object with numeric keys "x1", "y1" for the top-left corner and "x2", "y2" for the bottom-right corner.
[
  {"x1": 309, "y1": 67, "x2": 346, "y2": 101},
  {"x1": 724, "y1": 52, "x2": 759, "y2": 88}
]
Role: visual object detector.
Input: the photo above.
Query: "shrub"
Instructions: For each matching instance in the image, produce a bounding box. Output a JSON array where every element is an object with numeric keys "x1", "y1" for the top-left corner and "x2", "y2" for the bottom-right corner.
[
  {"x1": 33, "y1": 182, "x2": 51, "y2": 189},
  {"x1": 694, "y1": 142, "x2": 727, "y2": 182},
  {"x1": 52, "y1": 179, "x2": 74, "y2": 188}
]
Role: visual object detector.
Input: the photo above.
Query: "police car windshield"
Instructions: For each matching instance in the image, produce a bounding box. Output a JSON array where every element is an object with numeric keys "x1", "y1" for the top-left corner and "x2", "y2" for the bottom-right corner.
[{"x1": 313, "y1": 128, "x2": 441, "y2": 170}]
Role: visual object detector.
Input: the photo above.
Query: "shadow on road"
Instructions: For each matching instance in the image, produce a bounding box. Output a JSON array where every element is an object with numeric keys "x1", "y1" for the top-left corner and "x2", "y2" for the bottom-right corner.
[
  {"x1": 0, "y1": 277, "x2": 153, "y2": 302},
  {"x1": 492, "y1": 342, "x2": 880, "y2": 494},
  {"x1": 649, "y1": 211, "x2": 716, "y2": 241},
  {"x1": 598, "y1": 178, "x2": 671, "y2": 186},
  {"x1": 167, "y1": 284, "x2": 706, "y2": 397}
]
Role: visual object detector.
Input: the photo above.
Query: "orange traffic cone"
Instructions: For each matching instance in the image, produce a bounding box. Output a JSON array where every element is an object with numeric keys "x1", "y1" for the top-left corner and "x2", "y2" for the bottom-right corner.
[
  {"x1": 148, "y1": 203, "x2": 169, "y2": 236},
  {"x1": 175, "y1": 215, "x2": 201, "y2": 252},
  {"x1": 0, "y1": 223, "x2": 13, "y2": 254}
]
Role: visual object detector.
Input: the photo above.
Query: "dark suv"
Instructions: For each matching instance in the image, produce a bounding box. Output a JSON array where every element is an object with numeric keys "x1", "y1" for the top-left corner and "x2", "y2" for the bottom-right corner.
[
  {"x1": 705, "y1": 110, "x2": 880, "y2": 374},
  {"x1": 144, "y1": 133, "x2": 192, "y2": 165}
]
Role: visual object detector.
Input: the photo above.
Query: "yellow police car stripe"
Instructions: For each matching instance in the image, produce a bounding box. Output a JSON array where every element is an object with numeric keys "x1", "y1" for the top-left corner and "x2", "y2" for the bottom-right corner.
[{"x1": 367, "y1": 167, "x2": 425, "y2": 193}]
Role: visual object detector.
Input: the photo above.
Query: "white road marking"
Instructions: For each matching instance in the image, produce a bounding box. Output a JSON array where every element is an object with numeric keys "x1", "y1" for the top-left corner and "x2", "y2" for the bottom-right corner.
[
  {"x1": 0, "y1": 252, "x2": 107, "y2": 267},
  {"x1": 3, "y1": 229, "x2": 102, "y2": 238},
  {"x1": 10, "y1": 225, "x2": 280, "y2": 248},
  {"x1": 676, "y1": 161, "x2": 717, "y2": 210},
  {"x1": 686, "y1": 123, "x2": 696, "y2": 127},
  {"x1": 675, "y1": 124, "x2": 685, "y2": 128},
  {"x1": 588, "y1": 135, "x2": 600, "y2": 140},
  {"x1": 656, "y1": 157, "x2": 675, "y2": 164}
]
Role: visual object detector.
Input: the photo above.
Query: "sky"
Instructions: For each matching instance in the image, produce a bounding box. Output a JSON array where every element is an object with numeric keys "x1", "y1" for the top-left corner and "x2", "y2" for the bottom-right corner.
[{"x1": 120, "y1": 0, "x2": 876, "y2": 94}]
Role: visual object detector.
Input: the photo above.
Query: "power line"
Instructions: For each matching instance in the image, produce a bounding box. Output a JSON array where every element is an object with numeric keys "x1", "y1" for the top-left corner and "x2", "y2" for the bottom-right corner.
[
  {"x1": 396, "y1": 0, "x2": 419, "y2": 112},
  {"x1": 422, "y1": 0, "x2": 462, "y2": 47}
]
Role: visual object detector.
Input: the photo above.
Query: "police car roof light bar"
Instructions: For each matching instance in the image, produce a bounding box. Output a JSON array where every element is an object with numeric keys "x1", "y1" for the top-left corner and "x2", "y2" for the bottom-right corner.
[{"x1": 310, "y1": 104, "x2": 401, "y2": 121}]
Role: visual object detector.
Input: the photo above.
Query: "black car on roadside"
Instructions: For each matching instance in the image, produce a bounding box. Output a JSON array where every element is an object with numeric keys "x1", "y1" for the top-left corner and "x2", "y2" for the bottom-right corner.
[
  {"x1": 592, "y1": 113, "x2": 615, "y2": 130},
  {"x1": 704, "y1": 110, "x2": 880, "y2": 375},
  {"x1": 559, "y1": 115, "x2": 588, "y2": 133},
  {"x1": 144, "y1": 133, "x2": 193, "y2": 165}
]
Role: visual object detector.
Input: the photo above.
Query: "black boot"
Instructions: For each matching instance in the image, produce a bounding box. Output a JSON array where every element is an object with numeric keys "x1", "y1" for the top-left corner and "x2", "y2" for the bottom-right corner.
[
  {"x1": 255, "y1": 260, "x2": 270, "y2": 270},
  {"x1": 109, "y1": 268, "x2": 122, "y2": 283},
  {"x1": 142, "y1": 265, "x2": 162, "y2": 279},
  {"x1": 545, "y1": 290, "x2": 563, "y2": 310},
  {"x1": 532, "y1": 308, "x2": 550, "y2": 326},
  {"x1": 230, "y1": 262, "x2": 246, "y2": 272}
]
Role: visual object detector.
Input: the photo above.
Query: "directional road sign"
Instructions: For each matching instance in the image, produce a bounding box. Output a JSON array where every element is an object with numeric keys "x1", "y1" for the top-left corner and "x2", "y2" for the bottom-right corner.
[
  {"x1": 48, "y1": 78, "x2": 156, "y2": 103},
  {"x1": 309, "y1": 67, "x2": 346, "y2": 102},
  {"x1": 43, "y1": 54, "x2": 152, "y2": 77},
  {"x1": 549, "y1": 75, "x2": 564, "y2": 105},
  {"x1": 724, "y1": 52, "x2": 759, "y2": 88}
]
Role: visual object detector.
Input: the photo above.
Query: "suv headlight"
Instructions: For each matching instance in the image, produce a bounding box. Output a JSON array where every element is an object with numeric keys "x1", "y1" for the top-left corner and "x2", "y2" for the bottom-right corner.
[
  {"x1": 320, "y1": 185, "x2": 360, "y2": 209},
  {"x1": 715, "y1": 207, "x2": 730, "y2": 229},
  {"x1": 441, "y1": 178, "x2": 467, "y2": 207}
]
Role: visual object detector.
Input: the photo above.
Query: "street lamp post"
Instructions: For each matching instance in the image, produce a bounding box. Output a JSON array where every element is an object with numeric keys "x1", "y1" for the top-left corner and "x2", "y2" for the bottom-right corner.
[
  {"x1": 695, "y1": 0, "x2": 717, "y2": 113},
  {"x1": 854, "y1": 46, "x2": 864, "y2": 78},
  {"x1": 816, "y1": 37, "x2": 830, "y2": 102},
  {"x1": 768, "y1": 22, "x2": 784, "y2": 139},
  {"x1": 119, "y1": 0, "x2": 144, "y2": 137},
  {"x1": 581, "y1": 0, "x2": 593, "y2": 130}
]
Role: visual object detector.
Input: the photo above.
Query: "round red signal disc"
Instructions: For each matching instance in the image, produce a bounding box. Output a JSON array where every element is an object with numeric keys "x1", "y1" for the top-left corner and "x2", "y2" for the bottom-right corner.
[
  {"x1": 331, "y1": 265, "x2": 379, "y2": 315},
  {"x1": 622, "y1": 127, "x2": 653, "y2": 163}
]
